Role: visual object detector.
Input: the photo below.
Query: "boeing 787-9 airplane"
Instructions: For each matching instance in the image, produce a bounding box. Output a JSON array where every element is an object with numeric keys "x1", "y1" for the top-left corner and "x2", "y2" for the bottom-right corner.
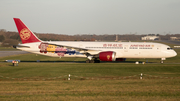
[{"x1": 13, "y1": 18, "x2": 177, "y2": 63}]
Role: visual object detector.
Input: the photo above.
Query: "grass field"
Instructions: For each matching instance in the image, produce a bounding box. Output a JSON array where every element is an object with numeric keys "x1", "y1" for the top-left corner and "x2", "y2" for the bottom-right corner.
[
  {"x1": 0, "y1": 79, "x2": 179, "y2": 100},
  {"x1": 0, "y1": 62, "x2": 180, "y2": 100},
  {"x1": 0, "y1": 42, "x2": 180, "y2": 100}
]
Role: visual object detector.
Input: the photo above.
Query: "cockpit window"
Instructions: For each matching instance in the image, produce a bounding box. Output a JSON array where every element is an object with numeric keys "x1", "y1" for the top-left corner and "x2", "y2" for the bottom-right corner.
[{"x1": 167, "y1": 47, "x2": 173, "y2": 50}]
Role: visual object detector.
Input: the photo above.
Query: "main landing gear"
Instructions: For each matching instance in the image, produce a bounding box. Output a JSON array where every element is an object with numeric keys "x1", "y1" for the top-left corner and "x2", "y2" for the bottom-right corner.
[
  {"x1": 160, "y1": 58, "x2": 166, "y2": 64},
  {"x1": 86, "y1": 59, "x2": 100, "y2": 63}
]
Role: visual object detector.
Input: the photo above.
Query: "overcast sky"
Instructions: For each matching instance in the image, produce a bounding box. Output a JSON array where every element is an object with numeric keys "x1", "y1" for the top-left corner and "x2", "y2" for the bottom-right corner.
[{"x1": 1, "y1": 0, "x2": 180, "y2": 35}]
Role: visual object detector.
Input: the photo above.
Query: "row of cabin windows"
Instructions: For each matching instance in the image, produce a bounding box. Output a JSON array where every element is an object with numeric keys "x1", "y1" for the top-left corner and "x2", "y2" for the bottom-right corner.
[
  {"x1": 47, "y1": 46, "x2": 172, "y2": 50},
  {"x1": 85, "y1": 47, "x2": 153, "y2": 49},
  {"x1": 86, "y1": 47, "x2": 123, "y2": 49}
]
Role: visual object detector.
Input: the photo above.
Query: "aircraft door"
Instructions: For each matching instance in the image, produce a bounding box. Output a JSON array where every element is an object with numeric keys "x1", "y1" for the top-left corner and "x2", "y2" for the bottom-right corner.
[
  {"x1": 156, "y1": 45, "x2": 165, "y2": 57},
  {"x1": 157, "y1": 45, "x2": 161, "y2": 52},
  {"x1": 124, "y1": 45, "x2": 128, "y2": 52}
]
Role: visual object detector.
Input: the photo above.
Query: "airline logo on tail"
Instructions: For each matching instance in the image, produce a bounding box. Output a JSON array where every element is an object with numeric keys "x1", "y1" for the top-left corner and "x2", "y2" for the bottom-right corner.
[
  {"x1": 13, "y1": 18, "x2": 41, "y2": 44},
  {"x1": 20, "y1": 28, "x2": 31, "y2": 40}
]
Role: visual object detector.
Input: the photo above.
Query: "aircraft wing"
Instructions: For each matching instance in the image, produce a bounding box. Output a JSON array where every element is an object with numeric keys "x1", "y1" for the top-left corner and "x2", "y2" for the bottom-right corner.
[{"x1": 47, "y1": 42, "x2": 101, "y2": 55}]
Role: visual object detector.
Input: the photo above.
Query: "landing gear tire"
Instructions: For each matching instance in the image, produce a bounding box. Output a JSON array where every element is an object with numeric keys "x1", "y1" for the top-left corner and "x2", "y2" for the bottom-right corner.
[
  {"x1": 86, "y1": 60, "x2": 90, "y2": 63},
  {"x1": 94, "y1": 60, "x2": 100, "y2": 63},
  {"x1": 86, "y1": 60, "x2": 95, "y2": 63},
  {"x1": 90, "y1": 60, "x2": 94, "y2": 63},
  {"x1": 86, "y1": 60, "x2": 94, "y2": 63}
]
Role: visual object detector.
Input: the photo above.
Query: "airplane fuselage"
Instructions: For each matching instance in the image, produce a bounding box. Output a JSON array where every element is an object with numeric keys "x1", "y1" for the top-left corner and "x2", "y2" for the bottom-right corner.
[{"x1": 17, "y1": 41, "x2": 177, "y2": 59}]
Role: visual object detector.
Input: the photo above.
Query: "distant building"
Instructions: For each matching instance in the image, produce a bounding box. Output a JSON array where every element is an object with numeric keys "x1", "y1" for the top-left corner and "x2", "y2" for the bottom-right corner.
[
  {"x1": 115, "y1": 35, "x2": 118, "y2": 41},
  {"x1": 141, "y1": 34, "x2": 159, "y2": 40},
  {"x1": 170, "y1": 37, "x2": 180, "y2": 40}
]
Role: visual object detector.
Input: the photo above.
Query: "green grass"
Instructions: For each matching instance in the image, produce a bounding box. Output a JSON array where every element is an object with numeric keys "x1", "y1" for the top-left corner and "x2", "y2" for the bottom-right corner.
[
  {"x1": 0, "y1": 79, "x2": 179, "y2": 100},
  {"x1": 0, "y1": 60, "x2": 180, "y2": 100},
  {"x1": 0, "y1": 63, "x2": 180, "y2": 100},
  {"x1": 0, "y1": 63, "x2": 180, "y2": 79}
]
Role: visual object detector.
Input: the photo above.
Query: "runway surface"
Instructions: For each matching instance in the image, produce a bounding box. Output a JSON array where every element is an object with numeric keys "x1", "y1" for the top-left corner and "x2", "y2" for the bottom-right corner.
[
  {"x1": 0, "y1": 51, "x2": 29, "y2": 57},
  {"x1": 159, "y1": 40, "x2": 180, "y2": 45}
]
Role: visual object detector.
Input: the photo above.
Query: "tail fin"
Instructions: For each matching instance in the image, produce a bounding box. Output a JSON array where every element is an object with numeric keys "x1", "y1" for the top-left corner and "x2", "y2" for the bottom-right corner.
[{"x1": 13, "y1": 18, "x2": 41, "y2": 44}]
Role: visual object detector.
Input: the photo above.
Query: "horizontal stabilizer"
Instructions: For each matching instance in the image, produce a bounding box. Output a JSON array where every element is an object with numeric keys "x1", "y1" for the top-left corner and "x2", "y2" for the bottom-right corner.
[{"x1": 13, "y1": 45, "x2": 30, "y2": 48}]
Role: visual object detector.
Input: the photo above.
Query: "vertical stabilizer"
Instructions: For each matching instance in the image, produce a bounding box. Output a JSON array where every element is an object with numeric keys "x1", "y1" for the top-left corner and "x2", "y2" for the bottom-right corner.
[{"x1": 13, "y1": 18, "x2": 41, "y2": 44}]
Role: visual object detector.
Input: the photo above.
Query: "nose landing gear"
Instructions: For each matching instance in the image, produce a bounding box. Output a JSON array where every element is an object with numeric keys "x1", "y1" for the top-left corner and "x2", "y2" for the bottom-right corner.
[
  {"x1": 161, "y1": 60, "x2": 164, "y2": 64},
  {"x1": 161, "y1": 58, "x2": 166, "y2": 64}
]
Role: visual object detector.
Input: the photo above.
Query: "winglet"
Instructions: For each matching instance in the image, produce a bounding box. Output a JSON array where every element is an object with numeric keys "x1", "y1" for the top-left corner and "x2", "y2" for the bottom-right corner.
[{"x1": 13, "y1": 18, "x2": 41, "y2": 44}]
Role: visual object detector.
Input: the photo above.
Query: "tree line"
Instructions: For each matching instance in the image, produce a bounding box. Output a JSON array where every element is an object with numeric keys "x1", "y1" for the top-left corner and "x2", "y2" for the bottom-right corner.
[{"x1": 0, "y1": 29, "x2": 180, "y2": 47}]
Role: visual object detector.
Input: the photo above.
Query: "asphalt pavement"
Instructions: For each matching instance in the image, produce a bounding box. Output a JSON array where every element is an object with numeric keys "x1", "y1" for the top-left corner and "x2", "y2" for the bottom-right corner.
[
  {"x1": 159, "y1": 40, "x2": 180, "y2": 45},
  {"x1": 0, "y1": 51, "x2": 29, "y2": 57}
]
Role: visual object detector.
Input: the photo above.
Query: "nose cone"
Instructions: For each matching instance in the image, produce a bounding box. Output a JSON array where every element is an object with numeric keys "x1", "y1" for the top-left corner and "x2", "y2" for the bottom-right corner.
[
  {"x1": 173, "y1": 51, "x2": 177, "y2": 57},
  {"x1": 167, "y1": 50, "x2": 177, "y2": 58}
]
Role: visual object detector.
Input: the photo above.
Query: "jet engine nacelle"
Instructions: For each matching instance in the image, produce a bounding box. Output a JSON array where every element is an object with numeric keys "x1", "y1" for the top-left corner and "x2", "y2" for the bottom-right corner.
[{"x1": 99, "y1": 51, "x2": 116, "y2": 61}]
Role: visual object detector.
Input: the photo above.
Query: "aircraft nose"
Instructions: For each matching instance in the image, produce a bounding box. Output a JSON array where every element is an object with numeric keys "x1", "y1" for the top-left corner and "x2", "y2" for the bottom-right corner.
[
  {"x1": 173, "y1": 51, "x2": 177, "y2": 57},
  {"x1": 165, "y1": 50, "x2": 177, "y2": 58}
]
